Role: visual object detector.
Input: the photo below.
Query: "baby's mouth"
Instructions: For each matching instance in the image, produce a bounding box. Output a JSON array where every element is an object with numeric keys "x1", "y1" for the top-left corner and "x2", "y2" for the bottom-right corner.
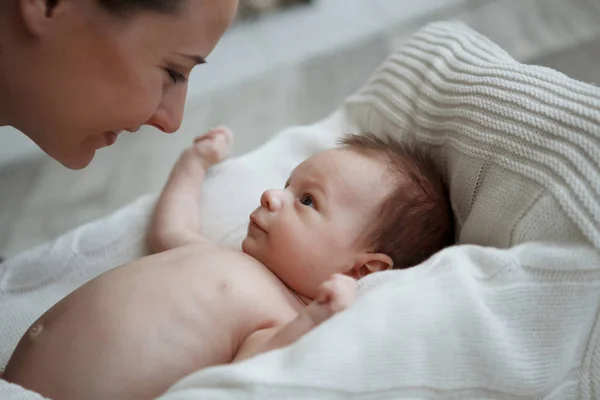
[{"x1": 249, "y1": 214, "x2": 267, "y2": 234}]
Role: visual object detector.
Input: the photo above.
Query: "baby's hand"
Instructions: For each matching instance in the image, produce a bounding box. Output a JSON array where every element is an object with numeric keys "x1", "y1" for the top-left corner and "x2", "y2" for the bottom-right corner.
[
  {"x1": 307, "y1": 274, "x2": 357, "y2": 325},
  {"x1": 189, "y1": 126, "x2": 234, "y2": 169},
  {"x1": 233, "y1": 274, "x2": 358, "y2": 361}
]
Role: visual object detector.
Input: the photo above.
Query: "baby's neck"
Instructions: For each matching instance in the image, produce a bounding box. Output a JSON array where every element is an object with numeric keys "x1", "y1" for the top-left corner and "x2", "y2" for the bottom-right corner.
[
  {"x1": 290, "y1": 290, "x2": 311, "y2": 307},
  {"x1": 258, "y1": 259, "x2": 313, "y2": 307}
]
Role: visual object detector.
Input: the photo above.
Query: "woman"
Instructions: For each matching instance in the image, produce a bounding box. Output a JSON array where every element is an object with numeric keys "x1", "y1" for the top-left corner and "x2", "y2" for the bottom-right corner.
[
  {"x1": 0, "y1": 0, "x2": 238, "y2": 393},
  {"x1": 0, "y1": 0, "x2": 238, "y2": 170}
]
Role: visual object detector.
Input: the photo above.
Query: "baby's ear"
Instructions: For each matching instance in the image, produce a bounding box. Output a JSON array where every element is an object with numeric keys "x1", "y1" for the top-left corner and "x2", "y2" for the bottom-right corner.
[{"x1": 351, "y1": 253, "x2": 393, "y2": 279}]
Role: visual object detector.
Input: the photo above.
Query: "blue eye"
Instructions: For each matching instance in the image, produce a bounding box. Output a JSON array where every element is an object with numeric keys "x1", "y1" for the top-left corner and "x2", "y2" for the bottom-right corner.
[
  {"x1": 300, "y1": 194, "x2": 315, "y2": 208},
  {"x1": 165, "y1": 68, "x2": 186, "y2": 84}
]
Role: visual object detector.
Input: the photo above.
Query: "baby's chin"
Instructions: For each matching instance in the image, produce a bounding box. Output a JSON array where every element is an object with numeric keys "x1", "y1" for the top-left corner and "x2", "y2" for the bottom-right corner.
[
  {"x1": 240, "y1": 236, "x2": 252, "y2": 255},
  {"x1": 241, "y1": 236, "x2": 278, "y2": 272},
  {"x1": 241, "y1": 235, "x2": 265, "y2": 261}
]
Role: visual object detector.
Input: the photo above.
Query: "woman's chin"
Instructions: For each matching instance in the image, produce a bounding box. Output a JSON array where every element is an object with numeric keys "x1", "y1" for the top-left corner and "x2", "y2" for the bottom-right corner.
[{"x1": 58, "y1": 148, "x2": 96, "y2": 170}]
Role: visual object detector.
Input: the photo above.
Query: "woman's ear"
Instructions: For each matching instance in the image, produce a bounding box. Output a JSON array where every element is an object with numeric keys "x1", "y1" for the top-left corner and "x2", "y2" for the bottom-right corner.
[
  {"x1": 17, "y1": 0, "x2": 65, "y2": 37},
  {"x1": 351, "y1": 253, "x2": 393, "y2": 279}
]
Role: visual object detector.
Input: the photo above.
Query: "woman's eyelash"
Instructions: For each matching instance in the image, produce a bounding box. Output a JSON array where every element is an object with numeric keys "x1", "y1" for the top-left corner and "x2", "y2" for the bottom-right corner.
[{"x1": 165, "y1": 68, "x2": 187, "y2": 84}]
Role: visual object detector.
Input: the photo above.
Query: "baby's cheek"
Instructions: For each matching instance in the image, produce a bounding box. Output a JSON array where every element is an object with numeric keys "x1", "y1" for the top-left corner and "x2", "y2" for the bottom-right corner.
[{"x1": 281, "y1": 227, "x2": 318, "y2": 257}]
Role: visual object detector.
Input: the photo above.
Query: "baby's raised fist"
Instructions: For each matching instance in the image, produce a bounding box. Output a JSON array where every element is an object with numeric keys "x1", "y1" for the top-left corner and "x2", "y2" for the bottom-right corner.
[
  {"x1": 191, "y1": 126, "x2": 234, "y2": 169},
  {"x1": 315, "y1": 273, "x2": 357, "y2": 313},
  {"x1": 304, "y1": 274, "x2": 357, "y2": 327}
]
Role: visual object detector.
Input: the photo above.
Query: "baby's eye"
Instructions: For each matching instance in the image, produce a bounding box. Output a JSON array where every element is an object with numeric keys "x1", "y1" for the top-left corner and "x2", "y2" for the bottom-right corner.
[{"x1": 299, "y1": 194, "x2": 315, "y2": 208}]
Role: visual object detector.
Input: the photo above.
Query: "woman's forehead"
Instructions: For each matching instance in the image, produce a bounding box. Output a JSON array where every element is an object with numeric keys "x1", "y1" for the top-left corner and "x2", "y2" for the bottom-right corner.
[{"x1": 103, "y1": 0, "x2": 237, "y2": 58}]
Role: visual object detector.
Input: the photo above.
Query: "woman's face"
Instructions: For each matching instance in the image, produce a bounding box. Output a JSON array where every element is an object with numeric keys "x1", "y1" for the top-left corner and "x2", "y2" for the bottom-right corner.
[{"x1": 6, "y1": 0, "x2": 238, "y2": 169}]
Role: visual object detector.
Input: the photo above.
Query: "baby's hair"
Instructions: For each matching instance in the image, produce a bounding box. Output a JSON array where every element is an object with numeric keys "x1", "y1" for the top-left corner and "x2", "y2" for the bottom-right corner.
[{"x1": 339, "y1": 132, "x2": 455, "y2": 269}]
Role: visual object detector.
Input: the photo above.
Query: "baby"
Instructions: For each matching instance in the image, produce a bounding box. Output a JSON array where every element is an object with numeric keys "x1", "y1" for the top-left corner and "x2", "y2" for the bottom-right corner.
[{"x1": 3, "y1": 127, "x2": 454, "y2": 399}]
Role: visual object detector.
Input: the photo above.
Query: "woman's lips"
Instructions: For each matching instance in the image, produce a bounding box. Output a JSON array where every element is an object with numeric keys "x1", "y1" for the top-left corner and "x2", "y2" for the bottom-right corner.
[
  {"x1": 104, "y1": 131, "x2": 117, "y2": 146},
  {"x1": 102, "y1": 130, "x2": 122, "y2": 147}
]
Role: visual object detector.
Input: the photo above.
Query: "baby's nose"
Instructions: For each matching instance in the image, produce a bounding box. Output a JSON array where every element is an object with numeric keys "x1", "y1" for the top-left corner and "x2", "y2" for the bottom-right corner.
[{"x1": 261, "y1": 189, "x2": 283, "y2": 212}]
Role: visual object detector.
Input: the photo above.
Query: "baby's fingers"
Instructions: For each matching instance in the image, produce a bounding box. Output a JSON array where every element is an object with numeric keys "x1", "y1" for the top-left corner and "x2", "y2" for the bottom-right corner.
[{"x1": 317, "y1": 274, "x2": 357, "y2": 313}]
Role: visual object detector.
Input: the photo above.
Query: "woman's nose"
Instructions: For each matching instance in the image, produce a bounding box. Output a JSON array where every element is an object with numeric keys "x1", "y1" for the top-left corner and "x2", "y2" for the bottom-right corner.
[
  {"x1": 146, "y1": 85, "x2": 187, "y2": 133},
  {"x1": 261, "y1": 189, "x2": 284, "y2": 212}
]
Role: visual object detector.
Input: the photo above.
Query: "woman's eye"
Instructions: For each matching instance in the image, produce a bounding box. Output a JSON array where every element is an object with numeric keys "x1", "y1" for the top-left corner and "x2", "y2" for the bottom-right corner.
[
  {"x1": 299, "y1": 194, "x2": 315, "y2": 208},
  {"x1": 165, "y1": 68, "x2": 186, "y2": 84}
]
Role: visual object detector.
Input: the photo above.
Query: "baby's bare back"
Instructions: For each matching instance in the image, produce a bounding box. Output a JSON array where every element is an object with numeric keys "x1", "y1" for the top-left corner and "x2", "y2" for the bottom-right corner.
[{"x1": 3, "y1": 242, "x2": 300, "y2": 400}]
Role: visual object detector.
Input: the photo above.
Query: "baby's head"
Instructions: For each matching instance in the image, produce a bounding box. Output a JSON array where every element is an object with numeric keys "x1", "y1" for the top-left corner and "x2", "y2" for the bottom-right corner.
[{"x1": 242, "y1": 133, "x2": 454, "y2": 299}]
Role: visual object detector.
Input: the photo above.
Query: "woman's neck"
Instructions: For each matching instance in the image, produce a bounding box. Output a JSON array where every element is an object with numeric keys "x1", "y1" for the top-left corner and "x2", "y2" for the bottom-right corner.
[
  {"x1": 0, "y1": 40, "x2": 9, "y2": 127},
  {"x1": 0, "y1": 77, "x2": 9, "y2": 128},
  {"x1": 0, "y1": 12, "x2": 14, "y2": 128},
  {"x1": 0, "y1": 78, "x2": 8, "y2": 128}
]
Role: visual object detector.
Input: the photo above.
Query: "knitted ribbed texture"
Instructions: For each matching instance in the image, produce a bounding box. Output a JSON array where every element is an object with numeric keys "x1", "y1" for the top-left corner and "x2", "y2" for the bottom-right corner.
[
  {"x1": 344, "y1": 22, "x2": 600, "y2": 250},
  {"x1": 2, "y1": 21, "x2": 600, "y2": 399}
]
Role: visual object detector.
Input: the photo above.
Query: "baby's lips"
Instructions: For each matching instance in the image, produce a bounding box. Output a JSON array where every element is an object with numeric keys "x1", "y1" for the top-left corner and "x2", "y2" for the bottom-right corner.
[{"x1": 249, "y1": 213, "x2": 267, "y2": 233}]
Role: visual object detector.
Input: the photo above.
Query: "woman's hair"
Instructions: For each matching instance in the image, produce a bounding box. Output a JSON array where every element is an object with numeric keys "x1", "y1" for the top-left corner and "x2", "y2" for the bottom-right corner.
[
  {"x1": 97, "y1": 0, "x2": 184, "y2": 15},
  {"x1": 42, "y1": 0, "x2": 183, "y2": 18}
]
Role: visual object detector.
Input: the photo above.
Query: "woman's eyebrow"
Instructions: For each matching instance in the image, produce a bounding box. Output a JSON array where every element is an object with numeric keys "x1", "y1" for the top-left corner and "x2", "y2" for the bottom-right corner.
[{"x1": 178, "y1": 54, "x2": 206, "y2": 65}]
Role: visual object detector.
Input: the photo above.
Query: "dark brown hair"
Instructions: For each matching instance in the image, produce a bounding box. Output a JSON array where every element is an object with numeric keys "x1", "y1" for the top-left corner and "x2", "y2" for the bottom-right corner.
[
  {"x1": 340, "y1": 133, "x2": 455, "y2": 269},
  {"x1": 44, "y1": 0, "x2": 183, "y2": 17},
  {"x1": 98, "y1": 0, "x2": 184, "y2": 15}
]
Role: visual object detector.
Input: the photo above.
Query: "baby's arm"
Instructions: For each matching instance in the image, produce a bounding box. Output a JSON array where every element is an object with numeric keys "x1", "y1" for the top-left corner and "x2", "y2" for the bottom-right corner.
[
  {"x1": 234, "y1": 274, "x2": 357, "y2": 362},
  {"x1": 148, "y1": 127, "x2": 234, "y2": 253}
]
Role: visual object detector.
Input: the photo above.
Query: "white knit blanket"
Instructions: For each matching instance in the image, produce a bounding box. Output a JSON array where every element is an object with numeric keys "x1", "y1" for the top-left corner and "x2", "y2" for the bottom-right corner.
[{"x1": 2, "y1": 22, "x2": 600, "y2": 399}]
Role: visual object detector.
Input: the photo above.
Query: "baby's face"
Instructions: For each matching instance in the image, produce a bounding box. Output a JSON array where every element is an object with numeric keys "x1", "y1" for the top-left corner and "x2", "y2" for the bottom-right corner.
[{"x1": 242, "y1": 149, "x2": 392, "y2": 298}]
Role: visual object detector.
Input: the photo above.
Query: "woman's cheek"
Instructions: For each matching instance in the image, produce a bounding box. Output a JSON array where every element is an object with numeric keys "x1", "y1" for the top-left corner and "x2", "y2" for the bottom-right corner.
[{"x1": 119, "y1": 77, "x2": 164, "y2": 129}]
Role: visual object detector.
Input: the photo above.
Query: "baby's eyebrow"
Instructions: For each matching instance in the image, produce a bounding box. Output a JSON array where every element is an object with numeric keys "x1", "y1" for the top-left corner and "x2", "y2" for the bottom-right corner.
[{"x1": 284, "y1": 178, "x2": 291, "y2": 187}]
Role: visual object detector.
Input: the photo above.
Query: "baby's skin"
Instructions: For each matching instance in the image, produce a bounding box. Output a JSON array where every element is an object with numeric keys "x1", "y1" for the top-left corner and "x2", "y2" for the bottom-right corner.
[{"x1": 4, "y1": 127, "x2": 395, "y2": 399}]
